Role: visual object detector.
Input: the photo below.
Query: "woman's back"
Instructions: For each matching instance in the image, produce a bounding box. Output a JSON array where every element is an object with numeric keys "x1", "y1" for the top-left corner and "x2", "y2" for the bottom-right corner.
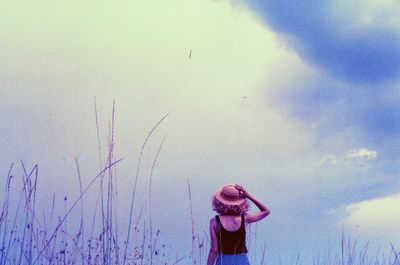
[
  {"x1": 218, "y1": 214, "x2": 242, "y2": 231},
  {"x1": 216, "y1": 214, "x2": 247, "y2": 254}
]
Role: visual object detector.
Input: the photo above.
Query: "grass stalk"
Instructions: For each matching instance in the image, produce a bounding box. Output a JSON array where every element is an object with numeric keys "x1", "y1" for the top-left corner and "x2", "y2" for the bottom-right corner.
[
  {"x1": 148, "y1": 135, "x2": 167, "y2": 265},
  {"x1": 123, "y1": 113, "x2": 169, "y2": 265},
  {"x1": 187, "y1": 179, "x2": 195, "y2": 265},
  {"x1": 32, "y1": 158, "x2": 123, "y2": 264},
  {"x1": 75, "y1": 159, "x2": 85, "y2": 265}
]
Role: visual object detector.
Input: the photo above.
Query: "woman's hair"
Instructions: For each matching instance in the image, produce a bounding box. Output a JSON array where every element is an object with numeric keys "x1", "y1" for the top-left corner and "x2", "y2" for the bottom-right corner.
[{"x1": 212, "y1": 196, "x2": 249, "y2": 215}]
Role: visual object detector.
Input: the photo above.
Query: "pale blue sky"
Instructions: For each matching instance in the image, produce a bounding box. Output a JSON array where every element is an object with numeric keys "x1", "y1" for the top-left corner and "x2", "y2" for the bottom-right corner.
[{"x1": 1, "y1": 0, "x2": 399, "y2": 264}]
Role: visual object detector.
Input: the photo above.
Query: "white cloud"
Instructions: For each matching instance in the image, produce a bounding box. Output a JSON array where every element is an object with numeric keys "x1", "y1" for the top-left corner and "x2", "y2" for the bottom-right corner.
[
  {"x1": 332, "y1": 0, "x2": 400, "y2": 30},
  {"x1": 321, "y1": 148, "x2": 377, "y2": 166},
  {"x1": 337, "y1": 192, "x2": 400, "y2": 245},
  {"x1": 0, "y1": 0, "x2": 318, "y2": 215},
  {"x1": 345, "y1": 148, "x2": 378, "y2": 160},
  {"x1": 0, "y1": 0, "x2": 311, "y2": 162}
]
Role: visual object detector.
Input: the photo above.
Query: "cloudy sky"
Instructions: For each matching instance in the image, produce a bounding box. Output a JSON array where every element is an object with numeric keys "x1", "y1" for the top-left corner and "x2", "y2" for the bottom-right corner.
[{"x1": 1, "y1": 0, "x2": 400, "y2": 263}]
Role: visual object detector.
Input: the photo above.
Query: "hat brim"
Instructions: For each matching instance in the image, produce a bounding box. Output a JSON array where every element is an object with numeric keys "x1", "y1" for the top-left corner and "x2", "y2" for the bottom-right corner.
[{"x1": 214, "y1": 184, "x2": 246, "y2": 206}]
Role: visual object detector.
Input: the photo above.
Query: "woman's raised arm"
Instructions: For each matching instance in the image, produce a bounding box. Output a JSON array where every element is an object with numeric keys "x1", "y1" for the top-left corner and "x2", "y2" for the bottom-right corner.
[{"x1": 235, "y1": 184, "x2": 270, "y2": 224}]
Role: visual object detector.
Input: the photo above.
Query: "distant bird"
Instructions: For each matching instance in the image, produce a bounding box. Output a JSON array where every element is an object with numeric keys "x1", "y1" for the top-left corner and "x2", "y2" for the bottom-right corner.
[
  {"x1": 189, "y1": 49, "x2": 192, "y2": 59},
  {"x1": 242, "y1": 96, "x2": 247, "y2": 99}
]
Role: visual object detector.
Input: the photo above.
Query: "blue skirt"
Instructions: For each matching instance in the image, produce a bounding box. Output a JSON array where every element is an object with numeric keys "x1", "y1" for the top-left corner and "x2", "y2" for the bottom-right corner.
[{"x1": 215, "y1": 253, "x2": 250, "y2": 265}]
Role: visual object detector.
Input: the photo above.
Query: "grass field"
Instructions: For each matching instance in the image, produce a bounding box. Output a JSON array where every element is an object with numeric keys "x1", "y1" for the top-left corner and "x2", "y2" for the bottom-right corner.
[
  {"x1": 1, "y1": 160, "x2": 400, "y2": 265},
  {"x1": 1, "y1": 107, "x2": 399, "y2": 265}
]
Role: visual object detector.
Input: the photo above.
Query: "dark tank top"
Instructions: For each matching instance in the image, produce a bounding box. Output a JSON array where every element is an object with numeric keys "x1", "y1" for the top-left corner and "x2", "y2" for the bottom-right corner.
[{"x1": 215, "y1": 214, "x2": 247, "y2": 254}]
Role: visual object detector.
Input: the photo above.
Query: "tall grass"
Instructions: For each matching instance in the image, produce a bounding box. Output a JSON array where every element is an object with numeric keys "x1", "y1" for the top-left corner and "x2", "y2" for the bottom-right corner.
[
  {"x1": 0, "y1": 103, "x2": 174, "y2": 264},
  {"x1": 0, "y1": 104, "x2": 399, "y2": 264},
  {"x1": 2, "y1": 162, "x2": 399, "y2": 265}
]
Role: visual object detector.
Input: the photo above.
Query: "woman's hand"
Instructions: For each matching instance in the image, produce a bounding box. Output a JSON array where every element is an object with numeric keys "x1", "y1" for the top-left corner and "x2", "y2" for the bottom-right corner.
[{"x1": 235, "y1": 184, "x2": 250, "y2": 198}]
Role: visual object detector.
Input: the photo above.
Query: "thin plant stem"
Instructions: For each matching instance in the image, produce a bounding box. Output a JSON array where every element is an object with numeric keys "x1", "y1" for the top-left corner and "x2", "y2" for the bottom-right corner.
[
  {"x1": 123, "y1": 113, "x2": 169, "y2": 265},
  {"x1": 148, "y1": 135, "x2": 167, "y2": 265},
  {"x1": 75, "y1": 159, "x2": 85, "y2": 265},
  {"x1": 187, "y1": 179, "x2": 195, "y2": 265},
  {"x1": 32, "y1": 158, "x2": 123, "y2": 264}
]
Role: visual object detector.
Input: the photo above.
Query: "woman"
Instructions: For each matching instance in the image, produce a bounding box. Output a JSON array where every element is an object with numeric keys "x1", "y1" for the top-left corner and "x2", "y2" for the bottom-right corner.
[{"x1": 207, "y1": 184, "x2": 270, "y2": 265}]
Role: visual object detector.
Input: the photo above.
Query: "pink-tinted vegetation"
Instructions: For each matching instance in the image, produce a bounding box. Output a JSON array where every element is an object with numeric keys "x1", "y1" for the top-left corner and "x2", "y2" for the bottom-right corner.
[{"x1": 1, "y1": 102, "x2": 399, "y2": 265}]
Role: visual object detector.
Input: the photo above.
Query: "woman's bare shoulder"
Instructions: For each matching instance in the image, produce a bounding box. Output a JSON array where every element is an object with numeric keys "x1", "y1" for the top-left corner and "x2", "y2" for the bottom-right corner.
[
  {"x1": 209, "y1": 216, "x2": 219, "y2": 233},
  {"x1": 210, "y1": 216, "x2": 217, "y2": 223}
]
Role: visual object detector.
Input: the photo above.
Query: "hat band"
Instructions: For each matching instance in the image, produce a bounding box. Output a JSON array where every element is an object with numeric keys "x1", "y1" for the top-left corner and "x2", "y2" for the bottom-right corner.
[{"x1": 221, "y1": 193, "x2": 240, "y2": 201}]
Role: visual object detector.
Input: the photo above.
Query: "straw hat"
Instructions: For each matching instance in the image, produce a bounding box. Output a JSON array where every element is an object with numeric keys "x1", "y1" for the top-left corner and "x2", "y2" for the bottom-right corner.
[{"x1": 215, "y1": 184, "x2": 246, "y2": 205}]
